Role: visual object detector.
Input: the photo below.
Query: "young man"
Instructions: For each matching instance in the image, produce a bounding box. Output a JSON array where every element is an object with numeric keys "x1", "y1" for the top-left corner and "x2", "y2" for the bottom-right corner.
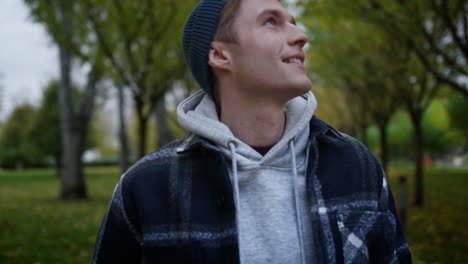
[{"x1": 91, "y1": 0, "x2": 412, "y2": 263}]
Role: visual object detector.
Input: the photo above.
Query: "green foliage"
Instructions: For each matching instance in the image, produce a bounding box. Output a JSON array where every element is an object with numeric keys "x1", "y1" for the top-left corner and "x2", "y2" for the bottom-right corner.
[
  {"x1": 128, "y1": 111, "x2": 153, "y2": 156},
  {"x1": 90, "y1": 109, "x2": 119, "y2": 157},
  {"x1": 447, "y1": 94, "x2": 468, "y2": 143},
  {"x1": 28, "y1": 81, "x2": 62, "y2": 165},
  {"x1": 25, "y1": 80, "x2": 97, "y2": 169},
  {"x1": 365, "y1": 99, "x2": 461, "y2": 159},
  {"x1": 0, "y1": 80, "x2": 101, "y2": 169},
  {"x1": 23, "y1": 0, "x2": 92, "y2": 61},
  {"x1": 387, "y1": 167, "x2": 468, "y2": 263},
  {"x1": 300, "y1": 0, "x2": 411, "y2": 137},
  {"x1": 0, "y1": 104, "x2": 37, "y2": 167},
  {"x1": 127, "y1": 109, "x2": 187, "y2": 154},
  {"x1": 83, "y1": 0, "x2": 197, "y2": 157},
  {"x1": 303, "y1": 0, "x2": 467, "y2": 96},
  {"x1": 299, "y1": 0, "x2": 460, "y2": 173},
  {"x1": 167, "y1": 110, "x2": 188, "y2": 141},
  {"x1": 421, "y1": 100, "x2": 455, "y2": 156}
]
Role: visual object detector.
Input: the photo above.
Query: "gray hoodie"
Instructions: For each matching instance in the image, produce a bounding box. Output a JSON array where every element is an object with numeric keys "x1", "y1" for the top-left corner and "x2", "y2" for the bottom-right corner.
[{"x1": 177, "y1": 90, "x2": 317, "y2": 264}]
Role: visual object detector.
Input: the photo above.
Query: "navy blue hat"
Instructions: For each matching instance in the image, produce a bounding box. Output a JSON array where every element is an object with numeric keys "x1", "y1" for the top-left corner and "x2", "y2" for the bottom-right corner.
[{"x1": 182, "y1": 0, "x2": 227, "y2": 99}]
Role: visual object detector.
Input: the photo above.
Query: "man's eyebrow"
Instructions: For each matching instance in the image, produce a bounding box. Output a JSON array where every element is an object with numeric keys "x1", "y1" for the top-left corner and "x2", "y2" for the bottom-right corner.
[{"x1": 257, "y1": 9, "x2": 296, "y2": 25}]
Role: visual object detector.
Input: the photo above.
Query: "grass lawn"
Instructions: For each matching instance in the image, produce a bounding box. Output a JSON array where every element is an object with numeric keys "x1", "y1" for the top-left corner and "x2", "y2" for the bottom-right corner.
[
  {"x1": 0, "y1": 166, "x2": 467, "y2": 263},
  {"x1": 387, "y1": 167, "x2": 468, "y2": 264},
  {"x1": 0, "y1": 167, "x2": 120, "y2": 264}
]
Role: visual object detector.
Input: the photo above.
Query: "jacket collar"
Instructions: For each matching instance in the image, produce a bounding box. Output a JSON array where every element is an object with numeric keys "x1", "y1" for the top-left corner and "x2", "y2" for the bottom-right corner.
[
  {"x1": 310, "y1": 116, "x2": 347, "y2": 142},
  {"x1": 176, "y1": 134, "x2": 221, "y2": 154}
]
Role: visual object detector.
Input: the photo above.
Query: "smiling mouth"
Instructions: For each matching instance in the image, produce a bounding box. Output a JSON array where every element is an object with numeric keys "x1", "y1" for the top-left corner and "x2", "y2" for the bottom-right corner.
[{"x1": 282, "y1": 57, "x2": 304, "y2": 65}]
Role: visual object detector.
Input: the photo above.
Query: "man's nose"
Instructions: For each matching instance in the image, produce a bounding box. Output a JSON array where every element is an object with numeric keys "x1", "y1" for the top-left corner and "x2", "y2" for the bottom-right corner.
[{"x1": 288, "y1": 24, "x2": 308, "y2": 48}]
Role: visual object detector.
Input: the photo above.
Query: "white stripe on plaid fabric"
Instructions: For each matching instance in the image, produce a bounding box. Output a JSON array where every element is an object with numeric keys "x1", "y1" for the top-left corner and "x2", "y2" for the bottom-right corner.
[
  {"x1": 318, "y1": 207, "x2": 327, "y2": 214},
  {"x1": 338, "y1": 210, "x2": 393, "y2": 263},
  {"x1": 311, "y1": 199, "x2": 378, "y2": 213},
  {"x1": 379, "y1": 169, "x2": 390, "y2": 210},
  {"x1": 143, "y1": 228, "x2": 237, "y2": 241},
  {"x1": 312, "y1": 175, "x2": 337, "y2": 264},
  {"x1": 347, "y1": 233, "x2": 363, "y2": 248},
  {"x1": 338, "y1": 223, "x2": 369, "y2": 262}
]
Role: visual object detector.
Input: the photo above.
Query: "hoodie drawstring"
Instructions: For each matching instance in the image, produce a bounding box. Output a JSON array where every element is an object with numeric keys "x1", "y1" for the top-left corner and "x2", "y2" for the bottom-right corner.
[
  {"x1": 229, "y1": 141, "x2": 243, "y2": 263},
  {"x1": 289, "y1": 139, "x2": 306, "y2": 264}
]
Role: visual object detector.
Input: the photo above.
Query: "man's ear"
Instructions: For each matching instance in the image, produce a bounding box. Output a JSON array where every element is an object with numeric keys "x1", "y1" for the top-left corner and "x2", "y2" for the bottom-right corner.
[{"x1": 208, "y1": 41, "x2": 232, "y2": 71}]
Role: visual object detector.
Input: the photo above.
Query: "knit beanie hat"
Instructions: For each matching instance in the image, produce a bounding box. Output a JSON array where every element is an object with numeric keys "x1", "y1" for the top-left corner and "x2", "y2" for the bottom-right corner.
[{"x1": 182, "y1": 0, "x2": 227, "y2": 99}]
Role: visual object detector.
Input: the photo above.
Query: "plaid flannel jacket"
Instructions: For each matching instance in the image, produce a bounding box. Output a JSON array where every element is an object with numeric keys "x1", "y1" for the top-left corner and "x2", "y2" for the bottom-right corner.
[{"x1": 91, "y1": 117, "x2": 412, "y2": 264}]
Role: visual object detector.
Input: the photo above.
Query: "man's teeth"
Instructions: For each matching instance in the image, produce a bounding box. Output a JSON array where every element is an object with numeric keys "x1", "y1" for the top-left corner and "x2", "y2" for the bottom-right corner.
[{"x1": 285, "y1": 58, "x2": 303, "y2": 64}]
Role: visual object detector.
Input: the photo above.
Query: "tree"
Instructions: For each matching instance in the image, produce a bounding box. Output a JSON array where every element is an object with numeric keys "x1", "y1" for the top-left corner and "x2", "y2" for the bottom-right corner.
[
  {"x1": 28, "y1": 81, "x2": 62, "y2": 175},
  {"x1": 115, "y1": 81, "x2": 130, "y2": 172},
  {"x1": 84, "y1": 0, "x2": 193, "y2": 159},
  {"x1": 301, "y1": 3, "x2": 403, "y2": 172},
  {"x1": 405, "y1": 69, "x2": 440, "y2": 206},
  {"x1": 447, "y1": 94, "x2": 468, "y2": 143},
  {"x1": 91, "y1": 107, "x2": 120, "y2": 157},
  {"x1": 28, "y1": 80, "x2": 96, "y2": 177},
  {"x1": 24, "y1": 0, "x2": 104, "y2": 200},
  {"x1": 0, "y1": 72, "x2": 4, "y2": 116},
  {"x1": 421, "y1": 100, "x2": 455, "y2": 156},
  {"x1": 329, "y1": 0, "x2": 468, "y2": 96},
  {"x1": 155, "y1": 95, "x2": 173, "y2": 148},
  {"x1": 301, "y1": 0, "x2": 448, "y2": 206},
  {"x1": 0, "y1": 104, "x2": 37, "y2": 168}
]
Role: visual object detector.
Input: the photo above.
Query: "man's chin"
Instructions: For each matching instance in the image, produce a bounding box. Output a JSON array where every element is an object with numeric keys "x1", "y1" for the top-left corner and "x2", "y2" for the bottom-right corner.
[
  {"x1": 279, "y1": 83, "x2": 312, "y2": 102},
  {"x1": 292, "y1": 80, "x2": 312, "y2": 95}
]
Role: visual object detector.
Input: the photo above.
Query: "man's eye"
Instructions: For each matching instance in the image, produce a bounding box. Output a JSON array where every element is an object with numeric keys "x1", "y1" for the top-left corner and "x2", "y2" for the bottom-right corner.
[{"x1": 264, "y1": 18, "x2": 276, "y2": 25}]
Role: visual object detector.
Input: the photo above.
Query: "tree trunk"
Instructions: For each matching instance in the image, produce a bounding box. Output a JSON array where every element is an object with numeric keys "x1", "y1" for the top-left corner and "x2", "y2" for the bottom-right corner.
[
  {"x1": 378, "y1": 122, "x2": 388, "y2": 173},
  {"x1": 361, "y1": 123, "x2": 368, "y2": 147},
  {"x1": 60, "y1": 127, "x2": 87, "y2": 200},
  {"x1": 410, "y1": 110, "x2": 424, "y2": 207},
  {"x1": 155, "y1": 97, "x2": 173, "y2": 148},
  {"x1": 117, "y1": 84, "x2": 129, "y2": 173},
  {"x1": 137, "y1": 106, "x2": 149, "y2": 158},
  {"x1": 58, "y1": 45, "x2": 88, "y2": 200},
  {"x1": 54, "y1": 154, "x2": 61, "y2": 178},
  {"x1": 359, "y1": 101, "x2": 368, "y2": 146}
]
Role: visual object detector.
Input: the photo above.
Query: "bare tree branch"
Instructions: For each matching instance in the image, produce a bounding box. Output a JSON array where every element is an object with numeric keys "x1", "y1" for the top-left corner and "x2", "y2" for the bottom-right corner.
[
  {"x1": 409, "y1": 39, "x2": 468, "y2": 96},
  {"x1": 112, "y1": 0, "x2": 141, "y2": 93},
  {"x1": 434, "y1": 0, "x2": 468, "y2": 59},
  {"x1": 84, "y1": 1, "x2": 139, "y2": 95},
  {"x1": 461, "y1": 0, "x2": 468, "y2": 41}
]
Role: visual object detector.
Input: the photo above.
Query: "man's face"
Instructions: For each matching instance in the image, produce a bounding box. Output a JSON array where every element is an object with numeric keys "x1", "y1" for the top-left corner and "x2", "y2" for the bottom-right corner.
[{"x1": 228, "y1": 0, "x2": 311, "y2": 100}]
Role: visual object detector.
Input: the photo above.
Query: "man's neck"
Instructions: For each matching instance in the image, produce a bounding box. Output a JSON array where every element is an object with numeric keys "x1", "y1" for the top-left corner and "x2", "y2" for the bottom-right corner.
[{"x1": 219, "y1": 94, "x2": 287, "y2": 147}]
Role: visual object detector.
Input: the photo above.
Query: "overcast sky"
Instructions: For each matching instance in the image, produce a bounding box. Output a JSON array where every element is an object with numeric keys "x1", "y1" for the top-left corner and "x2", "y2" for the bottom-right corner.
[{"x1": 0, "y1": 1, "x2": 57, "y2": 121}]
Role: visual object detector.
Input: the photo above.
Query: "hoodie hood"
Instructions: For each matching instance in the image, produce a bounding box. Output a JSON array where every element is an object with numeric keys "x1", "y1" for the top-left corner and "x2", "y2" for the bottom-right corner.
[{"x1": 177, "y1": 90, "x2": 317, "y2": 168}]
